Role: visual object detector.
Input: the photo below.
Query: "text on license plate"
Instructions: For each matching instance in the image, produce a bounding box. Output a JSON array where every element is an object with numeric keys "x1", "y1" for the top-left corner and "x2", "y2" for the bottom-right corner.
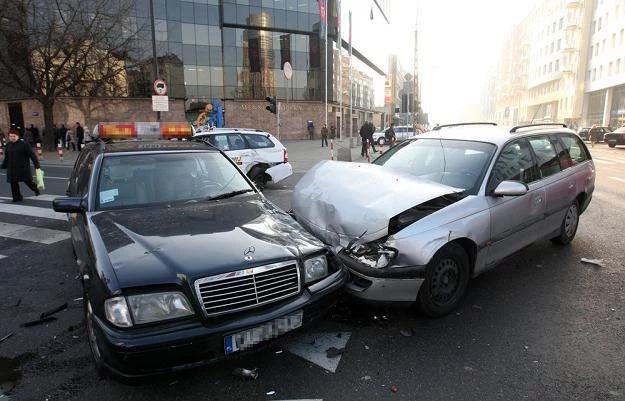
[
  {"x1": 224, "y1": 310, "x2": 303, "y2": 355},
  {"x1": 231, "y1": 156, "x2": 242, "y2": 165}
]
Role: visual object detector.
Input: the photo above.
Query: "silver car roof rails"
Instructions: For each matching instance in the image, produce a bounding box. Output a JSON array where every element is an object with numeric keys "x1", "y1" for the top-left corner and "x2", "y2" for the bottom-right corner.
[
  {"x1": 510, "y1": 123, "x2": 568, "y2": 133},
  {"x1": 432, "y1": 122, "x2": 498, "y2": 131}
]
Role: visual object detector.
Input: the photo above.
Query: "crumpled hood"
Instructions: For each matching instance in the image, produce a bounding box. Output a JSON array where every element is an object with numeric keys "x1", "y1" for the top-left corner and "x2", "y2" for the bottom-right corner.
[
  {"x1": 91, "y1": 197, "x2": 322, "y2": 289},
  {"x1": 292, "y1": 160, "x2": 459, "y2": 246}
]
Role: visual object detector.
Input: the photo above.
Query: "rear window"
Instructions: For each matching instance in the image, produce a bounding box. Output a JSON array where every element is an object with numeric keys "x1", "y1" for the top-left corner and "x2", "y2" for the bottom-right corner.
[
  {"x1": 560, "y1": 134, "x2": 590, "y2": 165},
  {"x1": 243, "y1": 134, "x2": 275, "y2": 149}
]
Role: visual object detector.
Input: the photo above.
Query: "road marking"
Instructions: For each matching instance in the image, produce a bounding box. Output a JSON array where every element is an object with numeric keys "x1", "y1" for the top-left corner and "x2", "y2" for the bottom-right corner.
[
  {"x1": 0, "y1": 255, "x2": 6, "y2": 260},
  {"x1": 0, "y1": 202, "x2": 67, "y2": 221},
  {"x1": 608, "y1": 176, "x2": 625, "y2": 183},
  {"x1": 24, "y1": 194, "x2": 60, "y2": 202},
  {"x1": 593, "y1": 191, "x2": 625, "y2": 210},
  {"x1": 284, "y1": 332, "x2": 351, "y2": 373},
  {"x1": 0, "y1": 222, "x2": 70, "y2": 244},
  {"x1": 592, "y1": 158, "x2": 615, "y2": 164},
  {"x1": 0, "y1": 173, "x2": 67, "y2": 180}
]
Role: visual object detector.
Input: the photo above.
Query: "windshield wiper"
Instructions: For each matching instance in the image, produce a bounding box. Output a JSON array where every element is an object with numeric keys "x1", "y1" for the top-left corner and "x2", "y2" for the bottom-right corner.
[{"x1": 207, "y1": 189, "x2": 254, "y2": 201}]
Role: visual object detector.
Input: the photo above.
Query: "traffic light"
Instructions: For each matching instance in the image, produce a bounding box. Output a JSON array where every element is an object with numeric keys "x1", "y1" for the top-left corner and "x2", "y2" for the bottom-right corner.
[{"x1": 265, "y1": 95, "x2": 277, "y2": 114}]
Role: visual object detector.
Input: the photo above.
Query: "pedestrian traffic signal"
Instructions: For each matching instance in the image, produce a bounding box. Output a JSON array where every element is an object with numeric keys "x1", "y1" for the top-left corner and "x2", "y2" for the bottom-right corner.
[{"x1": 265, "y1": 96, "x2": 277, "y2": 114}]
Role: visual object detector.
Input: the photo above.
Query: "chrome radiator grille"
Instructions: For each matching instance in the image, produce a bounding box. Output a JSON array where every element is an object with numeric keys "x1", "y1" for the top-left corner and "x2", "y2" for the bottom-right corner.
[{"x1": 194, "y1": 261, "x2": 301, "y2": 317}]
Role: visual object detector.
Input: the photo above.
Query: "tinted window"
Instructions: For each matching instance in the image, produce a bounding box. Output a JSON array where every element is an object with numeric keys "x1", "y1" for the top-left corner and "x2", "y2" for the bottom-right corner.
[
  {"x1": 528, "y1": 136, "x2": 561, "y2": 178},
  {"x1": 490, "y1": 139, "x2": 538, "y2": 188},
  {"x1": 243, "y1": 134, "x2": 275, "y2": 149},
  {"x1": 560, "y1": 134, "x2": 590, "y2": 165}
]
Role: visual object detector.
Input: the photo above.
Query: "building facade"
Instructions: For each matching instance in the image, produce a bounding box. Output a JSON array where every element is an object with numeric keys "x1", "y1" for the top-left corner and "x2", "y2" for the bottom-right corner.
[
  {"x1": 583, "y1": 0, "x2": 625, "y2": 128},
  {"x1": 1, "y1": 0, "x2": 390, "y2": 140}
]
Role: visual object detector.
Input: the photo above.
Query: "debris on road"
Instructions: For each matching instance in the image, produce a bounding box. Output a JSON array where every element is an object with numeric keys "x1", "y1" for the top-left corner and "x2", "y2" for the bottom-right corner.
[
  {"x1": 399, "y1": 328, "x2": 414, "y2": 337},
  {"x1": 21, "y1": 317, "x2": 56, "y2": 328},
  {"x1": 266, "y1": 390, "x2": 276, "y2": 396},
  {"x1": 0, "y1": 333, "x2": 13, "y2": 344},
  {"x1": 326, "y1": 347, "x2": 344, "y2": 358},
  {"x1": 232, "y1": 367, "x2": 259, "y2": 380},
  {"x1": 40, "y1": 303, "x2": 68, "y2": 320},
  {"x1": 580, "y1": 258, "x2": 605, "y2": 268},
  {"x1": 390, "y1": 385, "x2": 398, "y2": 393},
  {"x1": 361, "y1": 375, "x2": 372, "y2": 381}
]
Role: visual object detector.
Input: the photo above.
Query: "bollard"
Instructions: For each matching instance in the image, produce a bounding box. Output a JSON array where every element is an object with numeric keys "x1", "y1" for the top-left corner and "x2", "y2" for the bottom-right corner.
[
  {"x1": 379, "y1": 140, "x2": 384, "y2": 155},
  {"x1": 366, "y1": 139, "x2": 371, "y2": 163},
  {"x1": 57, "y1": 142, "x2": 64, "y2": 162},
  {"x1": 330, "y1": 140, "x2": 334, "y2": 160},
  {"x1": 36, "y1": 142, "x2": 43, "y2": 160},
  {"x1": 0, "y1": 145, "x2": 3, "y2": 158}
]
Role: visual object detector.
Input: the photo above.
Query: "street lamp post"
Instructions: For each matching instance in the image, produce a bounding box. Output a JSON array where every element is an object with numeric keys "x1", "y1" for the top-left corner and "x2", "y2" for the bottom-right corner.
[{"x1": 149, "y1": 0, "x2": 160, "y2": 122}]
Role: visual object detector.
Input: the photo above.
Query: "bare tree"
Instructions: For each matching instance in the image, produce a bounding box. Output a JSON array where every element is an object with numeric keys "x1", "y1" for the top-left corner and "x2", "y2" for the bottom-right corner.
[{"x1": 0, "y1": 0, "x2": 141, "y2": 149}]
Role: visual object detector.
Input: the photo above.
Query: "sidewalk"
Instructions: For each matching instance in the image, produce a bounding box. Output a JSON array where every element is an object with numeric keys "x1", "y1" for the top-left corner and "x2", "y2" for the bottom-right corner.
[{"x1": 37, "y1": 138, "x2": 378, "y2": 169}]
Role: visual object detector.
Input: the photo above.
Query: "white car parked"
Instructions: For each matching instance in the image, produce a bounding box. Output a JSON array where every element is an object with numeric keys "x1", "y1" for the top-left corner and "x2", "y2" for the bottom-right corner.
[{"x1": 193, "y1": 128, "x2": 293, "y2": 191}]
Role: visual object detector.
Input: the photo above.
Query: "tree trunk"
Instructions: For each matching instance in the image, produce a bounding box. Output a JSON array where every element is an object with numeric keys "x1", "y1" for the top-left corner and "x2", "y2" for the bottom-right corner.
[{"x1": 41, "y1": 100, "x2": 56, "y2": 151}]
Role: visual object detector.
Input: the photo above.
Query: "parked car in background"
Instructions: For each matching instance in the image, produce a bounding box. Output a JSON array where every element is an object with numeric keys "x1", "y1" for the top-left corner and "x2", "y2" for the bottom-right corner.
[
  {"x1": 372, "y1": 125, "x2": 418, "y2": 146},
  {"x1": 293, "y1": 122, "x2": 595, "y2": 317},
  {"x1": 603, "y1": 126, "x2": 625, "y2": 147},
  {"x1": 193, "y1": 128, "x2": 292, "y2": 191},
  {"x1": 53, "y1": 122, "x2": 347, "y2": 379},
  {"x1": 577, "y1": 126, "x2": 611, "y2": 142}
]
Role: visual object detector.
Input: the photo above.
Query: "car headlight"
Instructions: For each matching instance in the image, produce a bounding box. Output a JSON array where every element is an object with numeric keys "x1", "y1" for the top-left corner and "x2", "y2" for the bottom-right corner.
[
  {"x1": 303, "y1": 255, "x2": 329, "y2": 283},
  {"x1": 104, "y1": 292, "x2": 194, "y2": 327}
]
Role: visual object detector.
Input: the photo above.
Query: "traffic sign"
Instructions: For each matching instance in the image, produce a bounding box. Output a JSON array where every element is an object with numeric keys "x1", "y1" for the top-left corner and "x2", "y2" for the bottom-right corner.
[
  {"x1": 153, "y1": 79, "x2": 168, "y2": 95},
  {"x1": 283, "y1": 62, "x2": 292, "y2": 80}
]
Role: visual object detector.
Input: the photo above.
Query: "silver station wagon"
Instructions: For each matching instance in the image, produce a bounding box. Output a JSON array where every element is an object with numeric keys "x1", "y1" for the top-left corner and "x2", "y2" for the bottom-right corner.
[{"x1": 292, "y1": 123, "x2": 595, "y2": 317}]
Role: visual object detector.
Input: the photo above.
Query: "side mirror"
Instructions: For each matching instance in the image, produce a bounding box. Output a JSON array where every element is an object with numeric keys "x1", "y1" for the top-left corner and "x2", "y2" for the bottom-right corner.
[
  {"x1": 53, "y1": 197, "x2": 86, "y2": 213},
  {"x1": 491, "y1": 181, "x2": 529, "y2": 197}
]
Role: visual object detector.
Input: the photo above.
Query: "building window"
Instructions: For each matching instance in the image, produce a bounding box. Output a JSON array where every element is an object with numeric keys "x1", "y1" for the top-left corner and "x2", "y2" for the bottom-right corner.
[
  {"x1": 599, "y1": 66, "x2": 603, "y2": 78},
  {"x1": 595, "y1": 44, "x2": 599, "y2": 56},
  {"x1": 592, "y1": 68, "x2": 596, "y2": 80},
  {"x1": 616, "y1": 59, "x2": 621, "y2": 74},
  {"x1": 549, "y1": 62, "x2": 553, "y2": 72},
  {"x1": 551, "y1": 42, "x2": 554, "y2": 53},
  {"x1": 620, "y1": 29, "x2": 624, "y2": 45},
  {"x1": 613, "y1": 33, "x2": 616, "y2": 49},
  {"x1": 558, "y1": 39, "x2": 561, "y2": 50},
  {"x1": 598, "y1": 17, "x2": 602, "y2": 30},
  {"x1": 590, "y1": 45, "x2": 593, "y2": 57},
  {"x1": 555, "y1": 60, "x2": 559, "y2": 71},
  {"x1": 559, "y1": 17, "x2": 563, "y2": 29},
  {"x1": 609, "y1": 62, "x2": 613, "y2": 76}
]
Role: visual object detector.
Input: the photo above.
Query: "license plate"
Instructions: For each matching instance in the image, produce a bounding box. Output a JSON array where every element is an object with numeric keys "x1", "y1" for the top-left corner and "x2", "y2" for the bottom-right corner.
[{"x1": 224, "y1": 310, "x2": 303, "y2": 355}]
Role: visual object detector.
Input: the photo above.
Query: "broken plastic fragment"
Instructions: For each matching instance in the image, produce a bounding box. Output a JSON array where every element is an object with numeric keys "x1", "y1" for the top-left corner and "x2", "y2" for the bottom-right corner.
[
  {"x1": 232, "y1": 367, "x2": 259, "y2": 380},
  {"x1": 326, "y1": 347, "x2": 345, "y2": 358},
  {"x1": 266, "y1": 390, "x2": 276, "y2": 396},
  {"x1": 399, "y1": 328, "x2": 414, "y2": 337},
  {"x1": 580, "y1": 258, "x2": 605, "y2": 267}
]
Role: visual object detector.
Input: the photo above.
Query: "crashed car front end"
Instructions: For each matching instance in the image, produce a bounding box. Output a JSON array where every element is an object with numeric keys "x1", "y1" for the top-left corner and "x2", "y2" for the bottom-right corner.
[{"x1": 292, "y1": 160, "x2": 477, "y2": 303}]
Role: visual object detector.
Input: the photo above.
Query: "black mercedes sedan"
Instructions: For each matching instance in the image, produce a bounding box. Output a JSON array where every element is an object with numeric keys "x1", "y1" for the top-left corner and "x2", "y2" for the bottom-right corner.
[{"x1": 53, "y1": 122, "x2": 347, "y2": 379}]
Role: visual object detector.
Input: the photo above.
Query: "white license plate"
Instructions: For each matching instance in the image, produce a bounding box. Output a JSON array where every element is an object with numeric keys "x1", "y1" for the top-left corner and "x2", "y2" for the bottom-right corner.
[{"x1": 224, "y1": 311, "x2": 303, "y2": 355}]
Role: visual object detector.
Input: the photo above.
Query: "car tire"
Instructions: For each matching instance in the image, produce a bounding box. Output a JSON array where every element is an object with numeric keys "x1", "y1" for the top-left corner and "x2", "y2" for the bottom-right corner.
[
  {"x1": 417, "y1": 242, "x2": 470, "y2": 317},
  {"x1": 84, "y1": 297, "x2": 108, "y2": 377},
  {"x1": 551, "y1": 199, "x2": 579, "y2": 245},
  {"x1": 608, "y1": 142, "x2": 616, "y2": 148}
]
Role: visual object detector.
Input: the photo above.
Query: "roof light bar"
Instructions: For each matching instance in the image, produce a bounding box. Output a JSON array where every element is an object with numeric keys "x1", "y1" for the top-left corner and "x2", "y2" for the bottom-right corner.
[{"x1": 94, "y1": 122, "x2": 192, "y2": 140}]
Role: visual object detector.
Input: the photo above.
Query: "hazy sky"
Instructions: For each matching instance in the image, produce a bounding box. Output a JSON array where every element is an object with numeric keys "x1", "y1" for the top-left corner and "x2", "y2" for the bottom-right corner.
[{"x1": 390, "y1": 0, "x2": 540, "y2": 124}]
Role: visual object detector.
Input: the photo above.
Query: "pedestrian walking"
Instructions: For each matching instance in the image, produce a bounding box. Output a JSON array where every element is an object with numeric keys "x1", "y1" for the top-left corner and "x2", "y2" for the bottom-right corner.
[
  {"x1": 321, "y1": 124, "x2": 329, "y2": 147},
  {"x1": 29, "y1": 124, "x2": 40, "y2": 145},
  {"x1": 588, "y1": 124, "x2": 600, "y2": 147},
  {"x1": 359, "y1": 123, "x2": 368, "y2": 156},
  {"x1": 1, "y1": 129, "x2": 41, "y2": 202},
  {"x1": 75, "y1": 122, "x2": 85, "y2": 150},
  {"x1": 23, "y1": 127, "x2": 34, "y2": 147},
  {"x1": 365, "y1": 121, "x2": 377, "y2": 153},
  {"x1": 330, "y1": 124, "x2": 336, "y2": 140},
  {"x1": 66, "y1": 128, "x2": 76, "y2": 151},
  {"x1": 59, "y1": 124, "x2": 68, "y2": 148}
]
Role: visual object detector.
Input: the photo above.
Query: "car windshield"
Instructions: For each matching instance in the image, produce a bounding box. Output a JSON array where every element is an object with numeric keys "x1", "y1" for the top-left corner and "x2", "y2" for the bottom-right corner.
[
  {"x1": 96, "y1": 151, "x2": 252, "y2": 210},
  {"x1": 373, "y1": 138, "x2": 496, "y2": 193}
]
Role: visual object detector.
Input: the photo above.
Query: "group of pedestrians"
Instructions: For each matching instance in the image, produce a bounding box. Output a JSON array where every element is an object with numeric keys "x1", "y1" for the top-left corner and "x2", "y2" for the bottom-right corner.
[{"x1": 54, "y1": 122, "x2": 85, "y2": 151}]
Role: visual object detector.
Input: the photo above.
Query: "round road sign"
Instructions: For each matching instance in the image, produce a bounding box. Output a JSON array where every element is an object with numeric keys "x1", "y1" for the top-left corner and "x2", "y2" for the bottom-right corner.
[
  {"x1": 153, "y1": 79, "x2": 168, "y2": 95},
  {"x1": 283, "y1": 62, "x2": 293, "y2": 80}
]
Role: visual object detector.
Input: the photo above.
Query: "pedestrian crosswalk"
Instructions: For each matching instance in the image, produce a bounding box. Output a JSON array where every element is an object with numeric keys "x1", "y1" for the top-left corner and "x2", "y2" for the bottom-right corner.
[{"x1": 0, "y1": 196, "x2": 69, "y2": 259}]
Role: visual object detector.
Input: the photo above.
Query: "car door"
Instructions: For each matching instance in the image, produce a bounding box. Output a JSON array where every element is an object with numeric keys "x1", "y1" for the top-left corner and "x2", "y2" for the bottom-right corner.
[
  {"x1": 485, "y1": 138, "x2": 546, "y2": 265},
  {"x1": 527, "y1": 134, "x2": 575, "y2": 237},
  {"x1": 208, "y1": 133, "x2": 254, "y2": 172},
  {"x1": 70, "y1": 151, "x2": 96, "y2": 275}
]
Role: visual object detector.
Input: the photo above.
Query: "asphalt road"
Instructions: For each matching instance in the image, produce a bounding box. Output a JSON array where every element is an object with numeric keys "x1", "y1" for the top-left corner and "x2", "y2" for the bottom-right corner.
[{"x1": 0, "y1": 141, "x2": 624, "y2": 401}]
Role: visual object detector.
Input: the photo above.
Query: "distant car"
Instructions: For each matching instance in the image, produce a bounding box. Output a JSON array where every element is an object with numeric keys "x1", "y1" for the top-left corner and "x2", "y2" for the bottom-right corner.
[
  {"x1": 577, "y1": 126, "x2": 611, "y2": 142},
  {"x1": 372, "y1": 125, "x2": 417, "y2": 146},
  {"x1": 53, "y1": 122, "x2": 347, "y2": 379},
  {"x1": 604, "y1": 127, "x2": 625, "y2": 147},
  {"x1": 193, "y1": 128, "x2": 292, "y2": 191},
  {"x1": 293, "y1": 122, "x2": 595, "y2": 317}
]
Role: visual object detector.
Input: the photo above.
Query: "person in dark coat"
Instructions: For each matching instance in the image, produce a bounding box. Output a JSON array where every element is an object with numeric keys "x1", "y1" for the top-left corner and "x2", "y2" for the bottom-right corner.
[
  {"x1": 1, "y1": 129, "x2": 41, "y2": 202},
  {"x1": 75, "y1": 122, "x2": 85, "y2": 150},
  {"x1": 320, "y1": 124, "x2": 329, "y2": 147}
]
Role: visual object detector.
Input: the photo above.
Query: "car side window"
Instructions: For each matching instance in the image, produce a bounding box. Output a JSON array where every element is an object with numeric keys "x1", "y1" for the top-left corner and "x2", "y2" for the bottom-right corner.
[
  {"x1": 489, "y1": 139, "x2": 538, "y2": 190},
  {"x1": 528, "y1": 136, "x2": 561, "y2": 178},
  {"x1": 228, "y1": 134, "x2": 247, "y2": 150},
  {"x1": 76, "y1": 153, "x2": 95, "y2": 197},
  {"x1": 207, "y1": 134, "x2": 229, "y2": 150},
  {"x1": 550, "y1": 135, "x2": 574, "y2": 170},
  {"x1": 243, "y1": 134, "x2": 275, "y2": 149},
  {"x1": 560, "y1": 134, "x2": 589, "y2": 165}
]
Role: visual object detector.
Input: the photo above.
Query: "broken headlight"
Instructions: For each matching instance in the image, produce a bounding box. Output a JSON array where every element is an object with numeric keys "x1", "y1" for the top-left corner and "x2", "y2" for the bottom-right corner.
[
  {"x1": 346, "y1": 240, "x2": 398, "y2": 269},
  {"x1": 304, "y1": 255, "x2": 329, "y2": 283}
]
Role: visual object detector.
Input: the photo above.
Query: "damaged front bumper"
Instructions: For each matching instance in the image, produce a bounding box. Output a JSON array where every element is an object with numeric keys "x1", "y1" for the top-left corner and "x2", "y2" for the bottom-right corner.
[{"x1": 338, "y1": 247, "x2": 426, "y2": 303}]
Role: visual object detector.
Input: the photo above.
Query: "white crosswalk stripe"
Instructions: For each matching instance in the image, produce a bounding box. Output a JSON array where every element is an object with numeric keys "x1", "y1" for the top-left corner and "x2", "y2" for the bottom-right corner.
[
  {"x1": 0, "y1": 200, "x2": 67, "y2": 221},
  {"x1": 0, "y1": 222, "x2": 70, "y2": 244},
  {"x1": 609, "y1": 176, "x2": 625, "y2": 183}
]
